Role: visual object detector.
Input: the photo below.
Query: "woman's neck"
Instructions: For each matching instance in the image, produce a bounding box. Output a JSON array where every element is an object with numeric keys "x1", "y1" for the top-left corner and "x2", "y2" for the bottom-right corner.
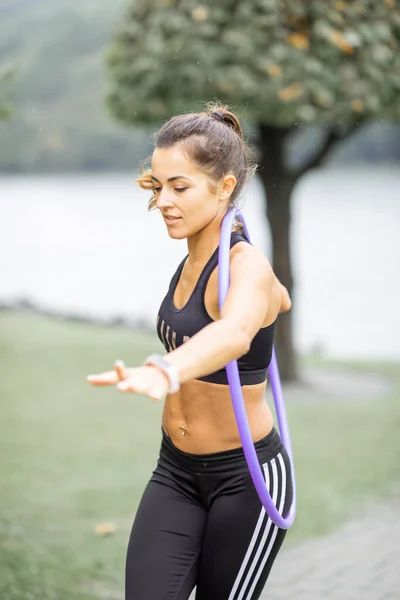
[{"x1": 186, "y1": 219, "x2": 222, "y2": 268}]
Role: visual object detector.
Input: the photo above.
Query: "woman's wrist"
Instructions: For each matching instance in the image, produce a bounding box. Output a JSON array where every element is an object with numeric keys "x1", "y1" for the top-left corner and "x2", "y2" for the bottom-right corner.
[{"x1": 143, "y1": 354, "x2": 180, "y2": 393}]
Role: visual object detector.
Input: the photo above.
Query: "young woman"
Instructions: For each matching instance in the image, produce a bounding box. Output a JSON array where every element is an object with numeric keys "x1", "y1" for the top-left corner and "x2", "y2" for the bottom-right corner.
[{"x1": 87, "y1": 104, "x2": 293, "y2": 600}]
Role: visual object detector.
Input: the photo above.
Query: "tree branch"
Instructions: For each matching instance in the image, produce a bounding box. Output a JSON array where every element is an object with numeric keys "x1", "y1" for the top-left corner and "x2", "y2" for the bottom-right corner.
[
  {"x1": 296, "y1": 128, "x2": 340, "y2": 176},
  {"x1": 294, "y1": 119, "x2": 367, "y2": 179}
]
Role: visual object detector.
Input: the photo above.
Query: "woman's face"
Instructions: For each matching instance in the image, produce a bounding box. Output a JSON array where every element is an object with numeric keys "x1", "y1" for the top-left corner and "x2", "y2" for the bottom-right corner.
[{"x1": 151, "y1": 144, "x2": 235, "y2": 240}]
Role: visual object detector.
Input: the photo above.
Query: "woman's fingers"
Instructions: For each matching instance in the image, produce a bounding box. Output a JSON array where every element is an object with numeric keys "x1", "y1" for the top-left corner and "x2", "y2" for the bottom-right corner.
[
  {"x1": 116, "y1": 379, "x2": 137, "y2": 392},
  {"x1": 87, "y1": 364, "x2": 166, "y2": 402},
  {"x1": 116, "y1": 378, "x2": 154, "y2": 400},
  {"x1": 87, "y1": 370, "x2": 119, "y2": 386},
  {"x1": 87, "y1": 359, "x2": 128, "y2": 386},
  {"x1": 113, "y1": 360, "x2": 127, "y2": 382}
]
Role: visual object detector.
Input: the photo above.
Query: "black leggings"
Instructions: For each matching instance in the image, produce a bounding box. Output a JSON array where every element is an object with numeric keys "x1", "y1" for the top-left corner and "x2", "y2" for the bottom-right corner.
[{"x1": 125, "y1": 427, "x2": 293, "y2": 600}]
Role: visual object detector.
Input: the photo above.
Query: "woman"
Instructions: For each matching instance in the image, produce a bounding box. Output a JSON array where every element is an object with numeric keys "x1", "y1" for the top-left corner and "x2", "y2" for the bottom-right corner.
[{"x1": 88, "y1": 104, "x2": 293, "y2": 600}]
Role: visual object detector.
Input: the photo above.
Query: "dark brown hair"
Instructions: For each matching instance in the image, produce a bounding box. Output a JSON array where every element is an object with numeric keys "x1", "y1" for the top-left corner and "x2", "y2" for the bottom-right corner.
[{"x1": 137, "y1": 103, "x2": 257, "y2": 224}]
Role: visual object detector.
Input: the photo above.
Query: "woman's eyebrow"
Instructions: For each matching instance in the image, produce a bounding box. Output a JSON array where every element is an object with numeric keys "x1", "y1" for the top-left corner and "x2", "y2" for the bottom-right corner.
[{"x1": 151, "y1": 175, "x2": 192, "y2": 183}]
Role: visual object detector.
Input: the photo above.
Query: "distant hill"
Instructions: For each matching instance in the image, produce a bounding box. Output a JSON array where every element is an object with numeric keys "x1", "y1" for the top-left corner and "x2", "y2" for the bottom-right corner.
[
  {"x1": 0, "y1": 0, "x2": 399, "y2": 173},
  {"x1": 0, "y1": 0, "x2": 154, "y2": 172}
]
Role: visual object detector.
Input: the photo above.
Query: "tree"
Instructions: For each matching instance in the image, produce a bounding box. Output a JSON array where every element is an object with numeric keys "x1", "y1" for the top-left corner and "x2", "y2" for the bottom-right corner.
[{"x1": 106, "y1": 0, "x2": 400, "y2": 380}]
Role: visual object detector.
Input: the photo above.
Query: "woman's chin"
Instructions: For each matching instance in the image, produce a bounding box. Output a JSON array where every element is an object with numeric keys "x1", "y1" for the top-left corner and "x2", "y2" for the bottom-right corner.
[{"x1": 167, "y1": 228, "x2": 186, "y2": 240}]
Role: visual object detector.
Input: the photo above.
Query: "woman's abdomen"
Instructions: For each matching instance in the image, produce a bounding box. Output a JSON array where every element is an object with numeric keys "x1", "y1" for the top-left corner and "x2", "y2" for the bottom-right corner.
[{"x1": 162, "y1": 378, "x2": 274, "y2": 454}]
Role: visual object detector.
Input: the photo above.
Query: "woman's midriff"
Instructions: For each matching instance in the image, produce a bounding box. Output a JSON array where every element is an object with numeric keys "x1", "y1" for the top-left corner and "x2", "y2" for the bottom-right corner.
[{"x1": 161, "y1": 378, "x2": 274, "y2": 454}]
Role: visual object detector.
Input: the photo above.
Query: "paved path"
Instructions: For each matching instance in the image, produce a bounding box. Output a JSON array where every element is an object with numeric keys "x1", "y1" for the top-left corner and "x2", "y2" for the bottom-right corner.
[
  {"x1": 192, "y1": 368, "x2": 397, "y2": 600},
  {"x1": 188, "y1": 501, "x2": 400, "y2": 600},
  {"x1": 260, "y1": 501, "x2": 400, "y2": 600},
  {"x1": 280, "y1": 364, "x2": 393, "y2": 403}
]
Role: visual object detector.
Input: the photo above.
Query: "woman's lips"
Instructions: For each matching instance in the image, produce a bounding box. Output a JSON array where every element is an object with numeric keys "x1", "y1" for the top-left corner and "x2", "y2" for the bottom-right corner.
[{"x1": 164, "y1": 216, "x2": 182, "y2": 224}]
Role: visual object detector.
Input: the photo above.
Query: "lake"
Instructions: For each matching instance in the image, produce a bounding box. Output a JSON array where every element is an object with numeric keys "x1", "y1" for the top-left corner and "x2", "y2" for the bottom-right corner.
[{"x1": 1, "y1": 167, "x2": 399, "y2": 360}]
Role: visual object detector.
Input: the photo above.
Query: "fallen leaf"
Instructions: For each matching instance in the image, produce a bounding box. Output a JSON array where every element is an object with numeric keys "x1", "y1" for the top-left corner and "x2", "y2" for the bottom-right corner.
[{"x1": 94, "y1": 522, "x2": 117, "y2": 536}]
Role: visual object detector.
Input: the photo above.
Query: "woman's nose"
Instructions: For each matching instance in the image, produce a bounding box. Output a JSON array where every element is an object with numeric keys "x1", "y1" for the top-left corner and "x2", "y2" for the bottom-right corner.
[{"x1": 156, "y1": 190, "x2": 175, "y2": 209}]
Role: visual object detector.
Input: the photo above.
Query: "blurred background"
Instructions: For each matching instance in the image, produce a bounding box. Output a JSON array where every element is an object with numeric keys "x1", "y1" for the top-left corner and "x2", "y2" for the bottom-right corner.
[{"x1": 1, "y1": 1, "x2": 399, "y2": 599}]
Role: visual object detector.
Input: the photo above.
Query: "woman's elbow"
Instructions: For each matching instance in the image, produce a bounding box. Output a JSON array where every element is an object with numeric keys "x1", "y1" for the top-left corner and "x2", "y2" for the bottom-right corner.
[
  {"x1": 279, "y1": 286, "x2": 292, "y2": 313},
  {"x1": 234, "y1": 327, "x2": 252, "y2": 356},
  {"x1": 222, "y1": 320, "x2": 252, "y2": 357}
]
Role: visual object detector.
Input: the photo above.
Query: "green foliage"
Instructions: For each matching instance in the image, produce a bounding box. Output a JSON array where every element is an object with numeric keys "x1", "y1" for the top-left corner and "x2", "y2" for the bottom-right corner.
[
  {"x1": 0, "y1": 67, "x2": 13, "y2": 121},
  {"x1": 107, "y1": 0, "x2": 400, "y2": 127},
  {"x1": 1, "y1": 0, "x2": 399, "y2": 172},
  {"x1": 0, "y1": 0, "x2": 153, "y2": 171}
]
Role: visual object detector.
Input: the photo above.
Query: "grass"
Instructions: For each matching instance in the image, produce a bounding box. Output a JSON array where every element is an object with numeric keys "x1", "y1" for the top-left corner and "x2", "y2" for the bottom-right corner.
[{"x1": 0, "y1": 311, "x2": 399, "y2": 599}]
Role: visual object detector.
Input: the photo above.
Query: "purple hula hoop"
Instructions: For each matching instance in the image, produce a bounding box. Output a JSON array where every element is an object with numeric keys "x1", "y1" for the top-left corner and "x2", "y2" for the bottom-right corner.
[{"x1": 218, "y1": 208, "x2": 297, "y2": 529}]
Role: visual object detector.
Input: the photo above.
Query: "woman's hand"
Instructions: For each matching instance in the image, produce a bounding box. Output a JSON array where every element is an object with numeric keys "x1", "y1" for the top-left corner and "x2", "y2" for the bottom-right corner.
[{"x1": 87, "y1": 361, "x2": 170, "y2": 402}]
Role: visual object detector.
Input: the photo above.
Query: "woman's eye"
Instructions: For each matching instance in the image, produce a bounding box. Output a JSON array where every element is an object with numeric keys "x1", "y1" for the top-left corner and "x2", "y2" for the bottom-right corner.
[{"x1": 153, "y1": 186, "x2": 187, "y2": 194}]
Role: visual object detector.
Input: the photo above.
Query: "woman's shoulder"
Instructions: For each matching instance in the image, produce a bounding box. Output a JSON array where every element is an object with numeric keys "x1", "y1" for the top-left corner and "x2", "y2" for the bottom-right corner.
[
  {"x1": 230, "y1": 236, "x2": 272, "y2": 268},
  {"x1": 229, "y1": 243, "x2": 274, "y2": 295}
]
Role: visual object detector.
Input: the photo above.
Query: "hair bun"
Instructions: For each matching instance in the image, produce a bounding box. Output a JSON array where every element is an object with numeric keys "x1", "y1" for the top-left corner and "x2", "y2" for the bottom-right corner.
[
  {"x1": 209, "y1": 106, "x2": 244, "y2": 140},
  {"x1": 211, "y1": 111, "x2": 225, "y2": 123}
]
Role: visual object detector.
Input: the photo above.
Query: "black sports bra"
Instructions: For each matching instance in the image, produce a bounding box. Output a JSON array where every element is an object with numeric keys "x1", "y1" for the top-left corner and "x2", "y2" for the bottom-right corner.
[{"x1": 156, "y1": 231, "x2": 276, "y2": 385}]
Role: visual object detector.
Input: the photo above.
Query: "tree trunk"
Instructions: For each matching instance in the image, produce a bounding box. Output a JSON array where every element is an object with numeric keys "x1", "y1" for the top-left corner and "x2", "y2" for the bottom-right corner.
[{"x1": 258, "y1": 124, "x2": 298, "y2": 382}]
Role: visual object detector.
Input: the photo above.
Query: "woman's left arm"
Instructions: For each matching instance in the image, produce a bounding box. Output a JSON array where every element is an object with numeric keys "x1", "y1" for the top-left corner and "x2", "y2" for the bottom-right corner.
[{"x1": 164, "y1": 250, "x2": 274, "y2": 384}]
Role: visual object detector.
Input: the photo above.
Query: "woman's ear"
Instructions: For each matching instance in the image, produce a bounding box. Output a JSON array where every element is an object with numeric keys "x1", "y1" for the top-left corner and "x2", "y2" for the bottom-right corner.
[{"x1": 219, "y1": 173, "x2": 237, "y2": 202}]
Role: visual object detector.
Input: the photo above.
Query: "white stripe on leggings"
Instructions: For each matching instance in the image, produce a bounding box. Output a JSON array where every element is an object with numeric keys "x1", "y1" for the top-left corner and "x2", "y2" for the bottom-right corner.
[
  {"x1": 236, "y1": 457, "x2": 281, "y2": 600},
  {"x1": 227, "y1": 464, "x2": 270, "y2": 600},
  {"x1": 245, "y1": 453, "x2": 287, "y2": 599},
  {"x1": 227, "y1": 460, "x2": 274, "y2": 600}
]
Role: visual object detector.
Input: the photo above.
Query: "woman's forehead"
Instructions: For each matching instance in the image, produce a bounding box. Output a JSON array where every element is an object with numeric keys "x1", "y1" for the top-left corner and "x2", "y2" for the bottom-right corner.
[{"x1": 152, "y1": 145, "x2": 197, "y2": 176}]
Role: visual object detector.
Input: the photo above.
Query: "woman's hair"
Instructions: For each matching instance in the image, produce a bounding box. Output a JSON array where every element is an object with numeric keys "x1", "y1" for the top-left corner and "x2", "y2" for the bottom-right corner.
[{"x1": 137, "y1": 103, "x2": 257, "y2": 229}]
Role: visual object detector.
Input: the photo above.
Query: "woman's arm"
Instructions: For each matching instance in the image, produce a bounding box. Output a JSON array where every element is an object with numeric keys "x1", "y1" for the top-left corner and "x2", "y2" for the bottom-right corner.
[
  {"x1": 163, "y1": 249, "x2": 274, "y2": 385},
  {"x1": 87, "y1": 248, "x2": 282, "y2": 400}
]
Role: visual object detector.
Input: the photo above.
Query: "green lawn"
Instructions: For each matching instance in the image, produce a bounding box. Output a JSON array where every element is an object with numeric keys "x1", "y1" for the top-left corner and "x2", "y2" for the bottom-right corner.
[{"x1": 1, "y1": 312, "x2": 399, "y2": 599}]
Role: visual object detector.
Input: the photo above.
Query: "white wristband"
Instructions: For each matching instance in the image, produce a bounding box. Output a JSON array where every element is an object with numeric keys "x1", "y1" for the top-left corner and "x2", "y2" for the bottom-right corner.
[{"x1": 143, "y1": 354, "x2": 180, "y2": 394}]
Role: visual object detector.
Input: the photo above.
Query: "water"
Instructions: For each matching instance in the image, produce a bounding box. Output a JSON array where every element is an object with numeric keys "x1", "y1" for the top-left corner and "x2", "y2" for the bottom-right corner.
[{"x1": 1, "y1": 168, "x2": 399, "y2": 359}]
